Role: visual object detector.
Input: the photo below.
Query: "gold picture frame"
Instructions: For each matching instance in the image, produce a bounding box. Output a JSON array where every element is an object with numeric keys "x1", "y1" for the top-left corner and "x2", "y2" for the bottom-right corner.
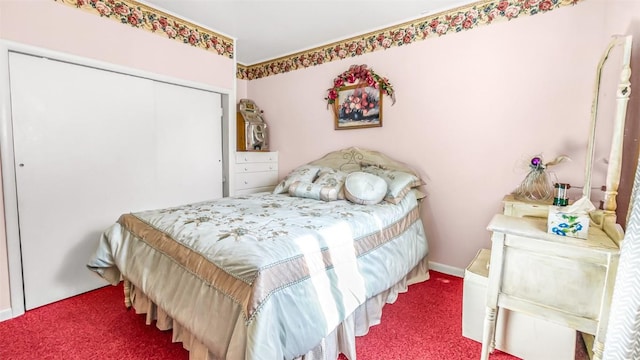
[{"x1": 334, "y1": 84, "x2": 383, "y2": 130}]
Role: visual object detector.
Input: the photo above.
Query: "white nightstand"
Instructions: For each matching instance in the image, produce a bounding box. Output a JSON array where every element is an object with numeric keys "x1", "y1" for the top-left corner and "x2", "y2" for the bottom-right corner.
[
  {"x1": 481, "y1": 213, "x2": 620, "y2": 360},
  {"x1": 462, "y1": 195, "x2": 591, "y2": 359},
  {"x1": 234, "y1": 151, "x2": 278, "y2": 195}
]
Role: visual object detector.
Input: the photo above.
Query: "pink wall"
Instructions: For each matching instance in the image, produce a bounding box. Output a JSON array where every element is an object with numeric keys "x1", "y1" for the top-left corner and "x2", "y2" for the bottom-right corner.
[
  {"x1": 1, "y1": 0, "x2": 638, "y2": 319},
  {"x1": 237, "y1": 78, "x2": 248, "y2": 101},
  {"x1": 0, "y1": 0, "x2": 234, "y2": 315},
  {"x1": 246, "y1": 1, "x2": 637, "y2": 271},
  {"x1": 0, "y1": 0, "x2": 234, "y2": 88}
]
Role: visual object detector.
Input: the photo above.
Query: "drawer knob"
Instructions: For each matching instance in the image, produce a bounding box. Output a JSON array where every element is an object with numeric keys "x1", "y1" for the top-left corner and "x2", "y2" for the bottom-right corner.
[
  {"x1": 244, "y1": 181, "x2": 248, "y2": 184},
  {"x1": 245, "y1": 167, "x2": 248, "y2": 171}
]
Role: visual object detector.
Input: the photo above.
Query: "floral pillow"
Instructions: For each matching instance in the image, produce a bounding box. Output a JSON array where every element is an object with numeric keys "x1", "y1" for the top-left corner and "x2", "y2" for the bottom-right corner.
[
  {"x1": 288, "y1": 181, "x2": 340, "y2": 202},
  {"x1": 314, "y1": 168, "x2": 348, "y2": 200},
  {"x1": 273, "y1": 165, "x2": 322, "y2": 194},
  {"x1": 361, "y1": 165, "x2": 423, "y2": 204},
  {"x1": 344, "y1": 172, "x2": 388, "y2": 205}
]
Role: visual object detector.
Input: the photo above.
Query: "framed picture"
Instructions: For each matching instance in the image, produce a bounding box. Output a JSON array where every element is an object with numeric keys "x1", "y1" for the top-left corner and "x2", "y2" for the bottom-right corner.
[{"x1": 334, "y1": 84, "x2": 383, "y2": 130}]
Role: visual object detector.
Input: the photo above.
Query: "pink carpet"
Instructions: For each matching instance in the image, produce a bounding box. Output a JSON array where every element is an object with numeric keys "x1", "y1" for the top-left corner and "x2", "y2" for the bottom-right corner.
[
  {"x1": 0, "y1": 271, "x2": 585, "y2": 359},
  {"x1": 336, "y1": 272, "x2": 519, "y2": 360}
]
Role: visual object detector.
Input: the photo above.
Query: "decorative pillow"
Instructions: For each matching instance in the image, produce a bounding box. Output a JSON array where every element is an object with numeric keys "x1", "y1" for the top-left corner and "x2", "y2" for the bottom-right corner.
[
  {"x1": 362, "y1": 165, "x2": 423, "y2": 204},
  {"x1": 314, "y1": 168, "x2": 348, "y2": 200},
  {"x1": 289, "y1": 181, "x2": 339, "y2": 202},
  {"x1": 344, "y1": 172, "x2": 388, "y2": 205},
  {"x1": 273, "y1": 165, "x2": 322, "y2": 194}
]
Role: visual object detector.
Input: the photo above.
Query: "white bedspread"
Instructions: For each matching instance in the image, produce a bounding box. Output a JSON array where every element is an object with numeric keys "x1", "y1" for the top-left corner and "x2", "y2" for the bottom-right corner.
[{"x1": 88, "y1": 192, "x2": 428, "y2": 360}]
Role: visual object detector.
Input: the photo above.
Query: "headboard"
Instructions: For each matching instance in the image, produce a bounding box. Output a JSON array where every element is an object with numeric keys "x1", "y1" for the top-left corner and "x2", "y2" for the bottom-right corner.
[{"x1": 308, "y1": 146, "x2": 421, "y2": 177}]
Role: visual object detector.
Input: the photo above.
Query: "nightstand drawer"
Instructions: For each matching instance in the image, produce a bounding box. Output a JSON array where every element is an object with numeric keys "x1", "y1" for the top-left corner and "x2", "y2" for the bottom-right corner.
[
  {"x1": 502, "y1": 194, "x2": 551, "y2": 218},
  {"x1": 236, "y1": 171, "x2": 278, "y2": 190},
  {"x1": 236, "y1": 162, "x2": 277, "y2": 173},
  {"x1": 236, "y1": 151, "x2": 278, "y2": 164},
  {"x1": 235, "y1": 186, "x2": 275, "y2": 196}
]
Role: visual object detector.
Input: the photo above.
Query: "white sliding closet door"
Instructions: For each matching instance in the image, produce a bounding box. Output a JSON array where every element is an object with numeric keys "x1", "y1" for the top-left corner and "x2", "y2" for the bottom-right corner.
[
  {"x1": 9, "y1": 52, "x2": 223, "y2": 310},
  {"x1": 154, "y1": 81, "x2": 223, "y2": 207}
]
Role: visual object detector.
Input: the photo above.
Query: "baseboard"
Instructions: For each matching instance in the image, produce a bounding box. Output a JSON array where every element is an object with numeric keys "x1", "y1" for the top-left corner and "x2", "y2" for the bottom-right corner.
[
  {"x1": 429, "y1": 261, "x2": 464, "y2": 278},
  {"x1": 0, "y1": 307, "x2": 13, "y2": 322}
]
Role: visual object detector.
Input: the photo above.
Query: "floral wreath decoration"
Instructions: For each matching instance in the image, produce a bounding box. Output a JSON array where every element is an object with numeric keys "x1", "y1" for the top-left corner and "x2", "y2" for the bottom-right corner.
[{"x1": 325, "y1": 65, "x2": 396, "y2": 109}]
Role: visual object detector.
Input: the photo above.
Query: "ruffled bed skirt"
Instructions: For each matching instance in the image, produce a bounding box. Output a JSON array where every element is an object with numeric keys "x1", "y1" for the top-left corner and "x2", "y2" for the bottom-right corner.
[{"x1": 123, "y1": 257, "x2": 429, "y2": 360}]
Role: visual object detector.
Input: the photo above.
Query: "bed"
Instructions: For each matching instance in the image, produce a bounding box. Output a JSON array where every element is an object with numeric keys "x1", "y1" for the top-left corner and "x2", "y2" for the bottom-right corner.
[{"x1": 87, "y1": 147, "x2": 429, "y2": 360}]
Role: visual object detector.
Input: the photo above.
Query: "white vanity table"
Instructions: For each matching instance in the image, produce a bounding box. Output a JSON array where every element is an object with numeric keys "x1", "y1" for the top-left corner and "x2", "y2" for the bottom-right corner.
[
  {"x1": 481, "y1": 213, "x2": 621, "y2": 360},
  {"x1": 480, "y1": 34, "x2": 632, "y2": 360}
]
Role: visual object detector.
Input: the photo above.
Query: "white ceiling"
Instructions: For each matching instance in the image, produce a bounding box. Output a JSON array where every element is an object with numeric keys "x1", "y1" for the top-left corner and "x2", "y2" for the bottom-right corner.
[{"x1": 141, "y1": 0, "x2": 477, "y2": 65}]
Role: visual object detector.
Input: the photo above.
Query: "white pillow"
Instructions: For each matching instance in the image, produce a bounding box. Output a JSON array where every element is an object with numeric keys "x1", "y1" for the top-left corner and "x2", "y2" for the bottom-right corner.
[
  {"x1": 288, "y1": 181, "x2": 340, "y2": 202},
  {"x1": 344, "y1": 172, "x2": 388, "y2": 205},
  {"x1": 272, "y1": 165, "x2": 322, "y2": 194},
  {"x1": 314, "y1": 168, "x2": 348, "y2": 200},
  {"x1": 361, "y1": 165, "x2": 423, "y2": 204}
]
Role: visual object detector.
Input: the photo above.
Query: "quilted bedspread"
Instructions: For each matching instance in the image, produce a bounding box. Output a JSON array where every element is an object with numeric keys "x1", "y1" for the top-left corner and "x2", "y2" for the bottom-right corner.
[{"x1": 88, "y1": 192, "x2": 428, "y2": 359}]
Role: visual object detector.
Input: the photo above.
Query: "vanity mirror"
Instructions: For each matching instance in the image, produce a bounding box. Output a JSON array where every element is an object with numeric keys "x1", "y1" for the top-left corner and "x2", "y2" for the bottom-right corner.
[
  {"x1": 481, "y1": 34, "x2": 633, "y2": 360},
  {"x1": 585, "y1": 34, "x2": 632, "y2": 242}
]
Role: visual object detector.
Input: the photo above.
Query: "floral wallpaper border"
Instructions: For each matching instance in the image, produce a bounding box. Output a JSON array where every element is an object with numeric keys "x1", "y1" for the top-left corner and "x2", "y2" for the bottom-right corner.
[
  {"x1": 53, "y1": 0, "x2": 581, "y2": 80},
  {"x1": 237, "y1": 0, "x2": 582, "y2": 80},
  {"x1": 54, "y1": 0, "x2": 234, "y2": 59}
]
